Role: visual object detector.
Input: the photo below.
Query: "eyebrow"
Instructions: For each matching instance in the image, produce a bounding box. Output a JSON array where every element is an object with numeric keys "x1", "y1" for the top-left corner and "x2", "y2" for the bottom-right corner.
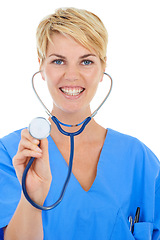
[
  {"x1": 48, "y1": 54, "x2": 66, "y2": 58},
  {"x1": 48, "y1": 53, "x2": 97, "y2": 59},
  {"x1": 79, "y1": 54, "x2": 97, "y2": 59}
]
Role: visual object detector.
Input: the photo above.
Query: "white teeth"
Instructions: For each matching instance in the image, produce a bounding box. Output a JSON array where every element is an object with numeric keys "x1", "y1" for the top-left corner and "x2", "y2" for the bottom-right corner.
[{"x1": 60, "y1": 87, "x2": 84, "y2": 96}]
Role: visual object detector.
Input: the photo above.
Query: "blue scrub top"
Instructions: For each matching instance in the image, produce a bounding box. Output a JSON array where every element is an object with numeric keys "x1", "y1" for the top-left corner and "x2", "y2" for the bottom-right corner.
[{"x1": 0, "y1": 128, "x2": 160, "y2": 239}]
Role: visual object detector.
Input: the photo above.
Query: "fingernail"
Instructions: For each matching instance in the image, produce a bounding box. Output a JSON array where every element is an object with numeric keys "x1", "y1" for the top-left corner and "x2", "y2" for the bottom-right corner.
[
  {"x1": 33, "y1": 139, "x2": 39, "y2": 144},
  {"x1": 36, "y1": 147, "x2": 42, "y2": 153}
]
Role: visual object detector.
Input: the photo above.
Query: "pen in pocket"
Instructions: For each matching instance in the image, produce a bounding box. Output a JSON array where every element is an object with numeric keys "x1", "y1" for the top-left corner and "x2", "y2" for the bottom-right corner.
[{"x1": 129, "y1": 207, "x2": 140, "y2": 233}]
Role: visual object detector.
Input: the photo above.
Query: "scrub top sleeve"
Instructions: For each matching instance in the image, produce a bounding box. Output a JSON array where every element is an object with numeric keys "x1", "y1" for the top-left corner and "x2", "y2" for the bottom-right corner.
[
  {"x1": 144, "y1": 144, "x2": 160, "y2": 239},
  {"x1": 153, "y1": 177, "x2": 160, "y2": 239},
  {"x1": 0, "y1": 139, "x2": 21, "y2": 229}
]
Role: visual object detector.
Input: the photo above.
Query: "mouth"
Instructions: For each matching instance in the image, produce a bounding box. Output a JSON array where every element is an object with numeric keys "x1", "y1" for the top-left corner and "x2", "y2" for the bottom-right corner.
[{"x1": 60, "y1": 87, "x2": 85, "y2": 96}]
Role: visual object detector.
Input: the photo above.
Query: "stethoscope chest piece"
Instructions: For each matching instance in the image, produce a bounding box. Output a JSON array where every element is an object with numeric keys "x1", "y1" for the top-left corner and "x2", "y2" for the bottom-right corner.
[{"x1": 28, "y1": 117, "x2": 51, "y2": 140}]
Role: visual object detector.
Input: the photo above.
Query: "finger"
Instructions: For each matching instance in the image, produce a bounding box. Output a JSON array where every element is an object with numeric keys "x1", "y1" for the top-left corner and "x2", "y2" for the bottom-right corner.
[
  {"x1": 18, "y1": 138, "x2": 42, "y2": 153},
  {"x1": 20, "y1": 149, "x2": 42, "y2": 160},
  {"x1": 19, "y1": 129, "x2": 40, "y2": 152},
  {"x1": 13, "y1": 149, "x2": 42, "y2": 167},
  {"x1": 21, "y1": 129, "x2": 40, "y2": 144}
]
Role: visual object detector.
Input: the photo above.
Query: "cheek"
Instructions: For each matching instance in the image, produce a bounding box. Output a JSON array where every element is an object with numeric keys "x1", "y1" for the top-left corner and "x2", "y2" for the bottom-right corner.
[
  {"x1": 42, "y1": 72, "x2": 59, "y2": 99},
  {"x1": 44, "y1": 68, "x2": 55, "y2": 80},
  {"x1": 87, "y1": 72, "x2": 104, "y2": 99},
  {"x1": 43, "y1": 68, "x2": 61, "y2": 87},
  {"x1": 87, "y1": 70, "x2": 103, "y2": 88},
  {"x1": 86, "y1": 78, "x2": 100, "y2": 102}
]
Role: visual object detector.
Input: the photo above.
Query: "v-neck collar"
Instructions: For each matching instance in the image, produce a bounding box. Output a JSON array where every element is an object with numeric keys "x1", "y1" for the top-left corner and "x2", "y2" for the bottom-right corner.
[{"x1": 48, "y1": 128, "x2": 110, "y2": 193}]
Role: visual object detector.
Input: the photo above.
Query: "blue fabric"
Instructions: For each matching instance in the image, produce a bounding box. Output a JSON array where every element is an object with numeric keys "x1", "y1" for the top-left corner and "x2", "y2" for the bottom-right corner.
[
  {"x1": 0, "y1": 128, "x2": 160, "y2": 239},
  {"x1": 0, "y1": 228, "x2": 3, "y2": 240}
]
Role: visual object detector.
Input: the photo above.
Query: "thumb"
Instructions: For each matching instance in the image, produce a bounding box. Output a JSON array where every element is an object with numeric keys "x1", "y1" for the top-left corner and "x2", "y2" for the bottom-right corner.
[
  {"x1": 38, "y1": 138, "x2": 51, "y2": 181},
  {"x1": 40, "y1": 138, "x2": 49, "y2": 162}
]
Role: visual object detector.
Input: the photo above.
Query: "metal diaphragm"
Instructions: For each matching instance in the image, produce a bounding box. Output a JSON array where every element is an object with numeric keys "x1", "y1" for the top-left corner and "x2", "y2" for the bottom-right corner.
[{"x1": 28, "y1": 117, "x2": 51, "y2": 140}]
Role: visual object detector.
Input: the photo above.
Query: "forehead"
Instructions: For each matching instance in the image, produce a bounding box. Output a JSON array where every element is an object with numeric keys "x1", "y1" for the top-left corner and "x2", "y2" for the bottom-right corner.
[{"x1": 46, "y1": 33, "x2": 98, "y2": 57}]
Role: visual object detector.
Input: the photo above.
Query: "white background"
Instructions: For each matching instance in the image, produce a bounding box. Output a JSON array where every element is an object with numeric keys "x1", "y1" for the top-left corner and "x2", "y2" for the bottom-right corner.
[{"x1": 0, "y1": 0, "x2": 159, "y2": 159}]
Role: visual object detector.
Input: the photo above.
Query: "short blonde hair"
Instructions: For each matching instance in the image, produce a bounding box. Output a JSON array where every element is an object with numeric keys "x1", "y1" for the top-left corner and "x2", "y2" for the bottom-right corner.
[{"x1": 36, "y1": 7, "x2": 108, "y2": 68}]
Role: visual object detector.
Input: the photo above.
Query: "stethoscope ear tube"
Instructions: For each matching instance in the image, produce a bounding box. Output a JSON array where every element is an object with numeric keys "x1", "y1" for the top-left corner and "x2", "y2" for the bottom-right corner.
[
  {"x1": 91, "y1": 72, "x2": 113, "y2": 118},
  {"x1": 31, "y1": 71, "x2": 113, "y2": 125}
]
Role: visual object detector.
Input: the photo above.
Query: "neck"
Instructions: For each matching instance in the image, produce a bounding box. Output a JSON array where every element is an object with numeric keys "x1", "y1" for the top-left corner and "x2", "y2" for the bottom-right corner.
[
  {"x1": 48, "y1": 106, "x2": 107, "y2": 145},
  {"x1": 49, "y1": 113, "x2": 106, "y2": 146},
  {"x1": 50, "y1": 107, "x2": 92, "y2": 131}
]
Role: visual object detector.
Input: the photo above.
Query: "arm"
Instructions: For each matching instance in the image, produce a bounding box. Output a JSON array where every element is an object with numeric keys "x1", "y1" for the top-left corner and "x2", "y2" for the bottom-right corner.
[
  {"x1": 4, "y1": 129, "x2": 52, "y2": 240},
  {"x1": 4, "y1": 193, "x2": 43, "y2": 240}
]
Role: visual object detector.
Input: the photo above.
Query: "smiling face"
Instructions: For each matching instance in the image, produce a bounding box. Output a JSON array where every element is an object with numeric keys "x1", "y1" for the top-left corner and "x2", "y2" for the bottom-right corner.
[{"x1": 41, "y1": 33, "x2": 104, "y2": 118}]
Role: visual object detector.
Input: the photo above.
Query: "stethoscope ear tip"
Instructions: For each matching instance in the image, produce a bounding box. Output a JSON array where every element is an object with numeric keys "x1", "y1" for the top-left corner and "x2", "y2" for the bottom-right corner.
[{"x1": 28, "y1": 117, "x2": 51, "y2": 140}]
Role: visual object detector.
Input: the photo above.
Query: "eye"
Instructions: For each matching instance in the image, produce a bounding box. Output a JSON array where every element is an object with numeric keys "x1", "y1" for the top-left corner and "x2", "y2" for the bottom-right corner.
[
  {"x1": 52, "y1": 59, "x2": 64, "y2": 65},
  {"x1": 82, "y1": 60, "x2": 93, "y2": 65}
]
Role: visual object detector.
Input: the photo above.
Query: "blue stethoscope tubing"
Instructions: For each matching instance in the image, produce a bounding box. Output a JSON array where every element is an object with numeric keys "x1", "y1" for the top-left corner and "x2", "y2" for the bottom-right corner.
[
  {"x1": 22, "y1": 116, "x2": 91, "y2": 210},
  {"x1": 22, "y1": 71, "x2": 113, "y2": 210}
]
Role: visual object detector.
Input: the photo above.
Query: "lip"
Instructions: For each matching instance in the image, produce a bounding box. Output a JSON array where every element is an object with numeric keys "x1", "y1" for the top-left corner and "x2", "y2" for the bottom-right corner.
[{"x1": 59, "y1": 86, "x2": 85, "y2": 99}]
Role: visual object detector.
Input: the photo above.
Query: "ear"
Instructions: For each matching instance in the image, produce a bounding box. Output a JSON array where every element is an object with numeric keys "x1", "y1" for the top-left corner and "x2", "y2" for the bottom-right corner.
[
  {"x1": 100, "y1": 70, "x2": 105, "y2": 82},
  {"x1": 100, "y1": 74, "x2": 103, "y2": 82},
  {"x1": 40, "y1": 71, "x2": 45, "y2": 81},
  {"x1": 38, "y1": 58, "x2": 45, "y2": 80},
  {"x1": 100, "y1": 57, "x2": 107, "y2": 82}
]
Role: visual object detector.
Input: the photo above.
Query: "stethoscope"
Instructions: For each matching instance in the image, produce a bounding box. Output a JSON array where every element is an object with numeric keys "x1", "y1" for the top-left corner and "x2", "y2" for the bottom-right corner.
[{"x1": 22, "y1": 71, "x2": 113, "y2": 211}]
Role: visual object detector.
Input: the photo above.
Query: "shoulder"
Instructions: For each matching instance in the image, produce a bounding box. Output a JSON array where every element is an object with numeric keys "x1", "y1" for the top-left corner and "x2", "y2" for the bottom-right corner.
[
  {"x1": 1, "y1": 129, "x2": 23, "y2": 143},
  {"x1": 107, "y1": 128, "x2": 160, "y2": 192},
  {"x1": 108, "y1": 128, "x2": 159, "y2": 159},
  {"x1": 108, "y1": 128, "x2": 143, "y2": 146},
  {"x1": 0, "y1": 128, "x2": 24, "y2": 159},
  {"x1": 106, "y1": 128, "x2": 144, "y2": 155},
  {"x1": 107, "y1": 128, "x2": 160, "y2": 176}
]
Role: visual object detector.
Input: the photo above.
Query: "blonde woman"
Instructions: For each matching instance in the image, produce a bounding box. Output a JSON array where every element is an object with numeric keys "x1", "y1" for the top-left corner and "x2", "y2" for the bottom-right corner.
[{"x1": 0, "y1": 7, "x2": 160, "y2": 240}]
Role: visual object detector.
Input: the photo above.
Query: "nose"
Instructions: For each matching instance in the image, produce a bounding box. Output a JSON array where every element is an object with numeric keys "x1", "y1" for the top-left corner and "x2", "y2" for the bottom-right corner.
[{"x1": 63, "y1": 64, "x2": 80, "y2": 82}]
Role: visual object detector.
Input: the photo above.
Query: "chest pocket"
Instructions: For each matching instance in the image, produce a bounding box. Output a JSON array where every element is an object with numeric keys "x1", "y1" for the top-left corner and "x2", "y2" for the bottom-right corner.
[
  {"x1": 109, "y1": 208, "x2": 153, "y2": 240},
  {"x1": 133, "y1": 222, "x2": 153, "y2": 240}
]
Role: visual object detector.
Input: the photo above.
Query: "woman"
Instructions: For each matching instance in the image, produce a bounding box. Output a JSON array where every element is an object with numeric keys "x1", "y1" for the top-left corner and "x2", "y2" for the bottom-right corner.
[{"x1": 0, "y1": 7, "x2": 160, "y2": 240}]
